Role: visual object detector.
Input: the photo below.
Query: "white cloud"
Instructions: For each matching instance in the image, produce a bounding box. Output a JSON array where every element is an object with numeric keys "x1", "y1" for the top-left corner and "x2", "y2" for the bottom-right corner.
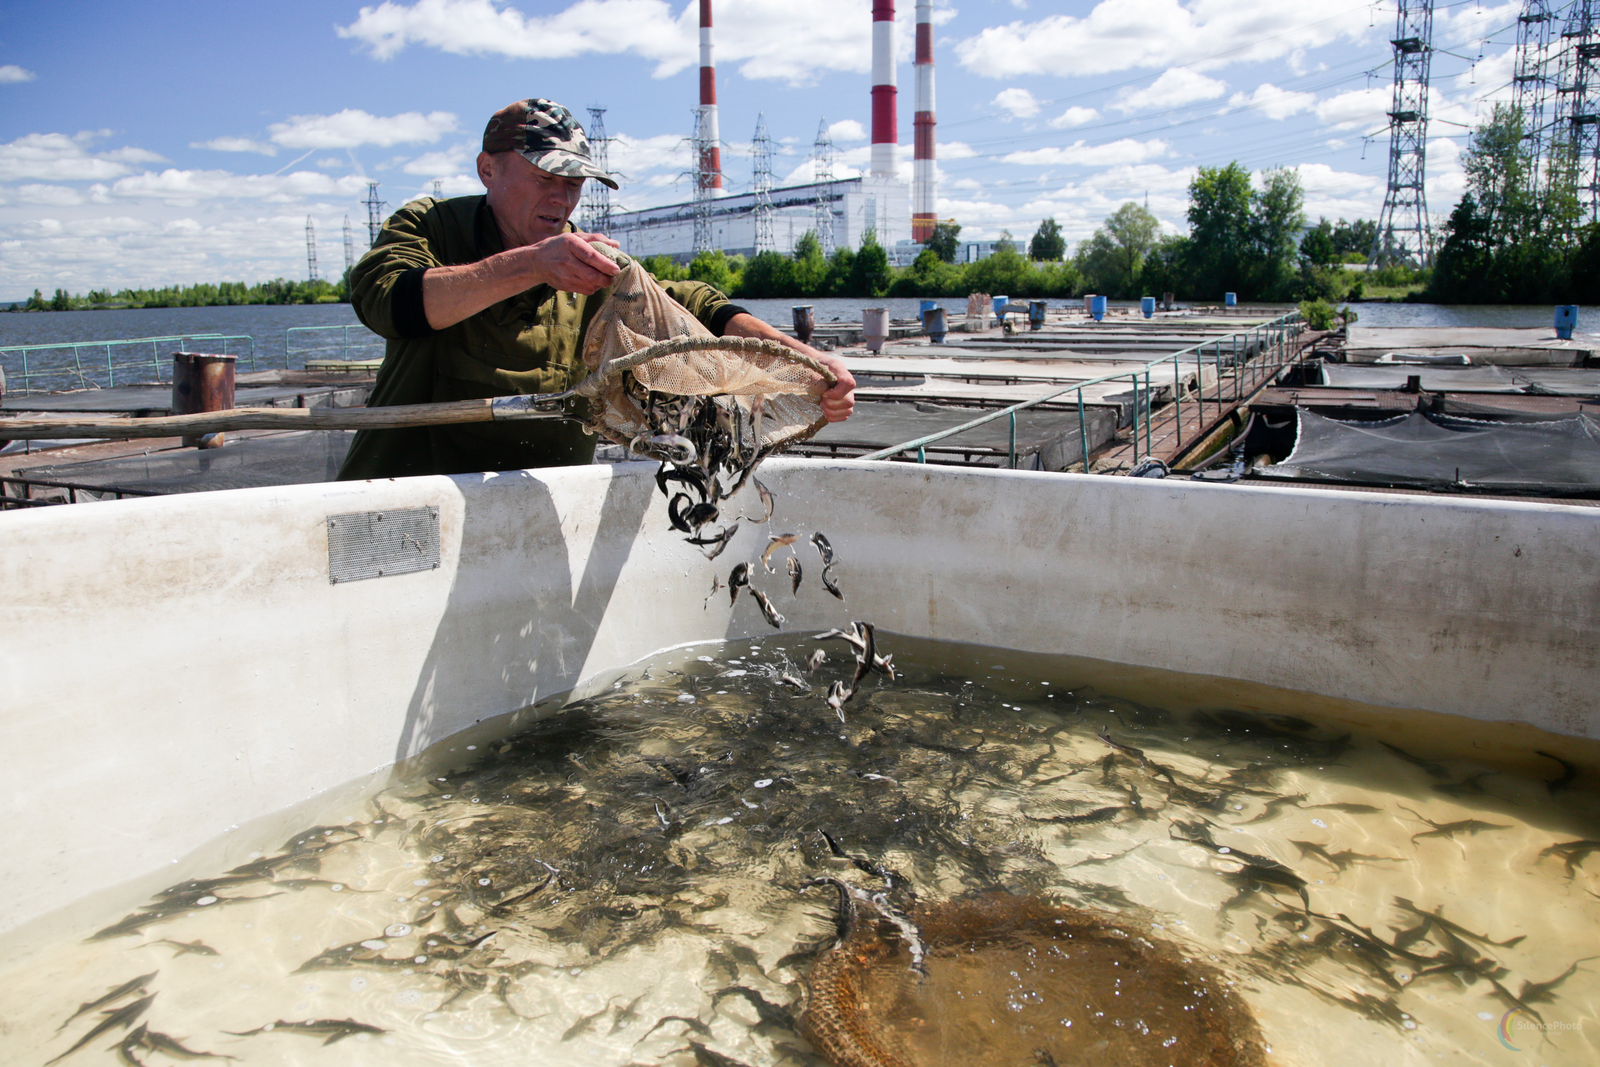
[
  {"x1": 1112, "y1": 68, "x2": 1226, "y2": 113},
  {"x1": 0, "y1": 133, "x2": 138, "y2": 182},
  {"x1": 4, "y1": 184, "x2": 86, "y2": 206},
  {"x1": 993, "y1": 88, "x2": 1041, "y2": 120},
  {"x1": 957, "y1": 0, "x2": 1374, "y2": 79},
  {"x1": 107, "y1": 169, "x2": 370, "y2": 203},
  {"x1": 1, "y1": 65, "x2": 38, "y2": 84},
  {"x1": 827, "y1": 119, "x2": 868, "y2": 143},
  {"x1": 339, "y1": 0, "x2": 916, "y2": 85},
  {"x1": 402, "y1": 145, "x2": 476, "y2": 176},
  {"x1": 1229, "y1": 82, "x2": 1315, "y2": 121},
  {"x1": 1314, "y1": 87, "x2": 1390, "y2": 131},
  {"x1": 268, "y1": 109, "x2": 458, "y2": 150},
  {"x1": 194, "y1": 137, "x2": 279, "y2": 156},
  {"x1": 1003, "y1": 138, "x2": 1170, "y2": 168},
  {"x1": 1049, "y1": 106, "x2": 1100, "y2": 129}
]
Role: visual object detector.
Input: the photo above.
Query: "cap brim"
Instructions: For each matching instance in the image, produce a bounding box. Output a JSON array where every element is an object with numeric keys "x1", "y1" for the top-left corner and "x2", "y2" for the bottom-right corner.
[{"x1": 518, "y1": 149, "x2": 619, "y2": 190}]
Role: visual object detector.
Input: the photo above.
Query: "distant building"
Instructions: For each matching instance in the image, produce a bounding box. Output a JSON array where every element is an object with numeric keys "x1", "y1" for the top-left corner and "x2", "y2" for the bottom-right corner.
[{"x1": 606, "y1": 176, "x2": 911, "y2": 264}]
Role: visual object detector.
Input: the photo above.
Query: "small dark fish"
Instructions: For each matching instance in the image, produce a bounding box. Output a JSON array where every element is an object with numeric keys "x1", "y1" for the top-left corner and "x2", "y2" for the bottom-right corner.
[
  {"x1": 1380, "y1": 741, "x2": 1451, "y2": 779},
  {"x1": 156, "y1": 938, "x2": 218, "y2": 957},
  {"x1": 117, "y1": 1024, "x2": 151, "y2": 1067},
  {"x1": 661, "y1": 463, "x2": 711, "y2": 501},
  {"x1": 225, "y1": 1018, "x2": 386, "y2": 1046},
  {"x1": 786, "y1": 554, "x2": 802, "y2": 595},
  {"x1": 728, "y1": 562, "x2": 749, "y2": 606},
  {"x1": 1243, "y1": 793, "x2": 1308, "y2": 824},
  {"x1": 561, "y1": 998, "x2": 617, "y2": 1041},
  {"x1": 1537, "y1": 839, "x2": 1600, "y2": 877},
  {"x1": 704, "y1": 574, "x2": 722, "y2": 608},
  {"x1": 685, "y1": 501, "x2": 720, "y2": 530},
  {"x1": 747, "y1": 478, "x2": 774, "y2": 523},
  {"x1": 810, "y1": 531, "x2": 835, "y2": 565},
  {"x1": 820, "y1": 562, "x2": 844, "y2": 601},
  {"x1": 1432, "y1": 771, "x2": 1494, "y2": 798},
  {"x1": 712, "y1": 986, "x2": 793, "y2": 1032},
  {"x1": 761, "y1": 534, "x2": 797, "y2": 572},
  {"x1": 58, "y1": 972, "x2": 157, "y2": 1032},
  {"x1": 640, "y1": 1015, "x2": 713, "y2": 1042},
  {"x1": 1400, "y1": 805, "x2": 1510, "y2": 845},
  {"x1": 690, "y1": 1040, "x2": 758, "y2": 1067},
  {"x1": 806, "y1": 649, "x2": 826, "y2": 672},
  {"x1": 1519, "y1": 956, "x2": 1598, "y2": 1004},
  {"x1": 826, "y1": 680, "x2": 852, "y2": 722},
  {"x1": 1290, "y1": 840, "x2": 1401, "y2": 871},
  {"x1": 749, "y1": 587, "x2": 785, "y2": 629},
  {"x1": 48, "y1": 993, "x2": 156, "y2": 1065},
  {"x1": 1025, "y1": 805, "x2": 1125, "y2": 825},
  {"x1": 1535, "y1": 749, "x2": 1578, "y2": 793},
  {"x1": 646, "y1": 433, "x2": 696, "y2": 465},
  {"x1": 667, "y1": 493, "x2": 695, "y2": 534},
  {"x1": 138, "y1": 1027, "x2": 236, "y2": 1061},
  {"x1": 1310, "y1": 802, "x2": 1385, "y2": 815},
  {"x1": 608, "y1": 992, "x2": 648, "y2": 1035},
  {"x1": 849, "y1": 622, "x2": 876, "y2": 693},
  {"x1": 687, "y1": 524, "x2": 738, "y2": 560},
  {"x1": 1392, "y1": 897, "x2": 1527, "y2": 948}
]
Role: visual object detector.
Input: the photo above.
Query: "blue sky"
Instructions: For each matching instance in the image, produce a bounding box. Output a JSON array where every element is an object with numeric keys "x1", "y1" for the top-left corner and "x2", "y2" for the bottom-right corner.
[{"x1": 0, "y1": 0, "x2": 1527, "y2": 300}]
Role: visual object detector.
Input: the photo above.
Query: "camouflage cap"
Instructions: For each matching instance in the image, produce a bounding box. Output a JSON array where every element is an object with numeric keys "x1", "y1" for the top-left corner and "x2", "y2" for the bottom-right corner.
[{"x1": 482, "y1": 98, "x2": 618, "y2": 190}]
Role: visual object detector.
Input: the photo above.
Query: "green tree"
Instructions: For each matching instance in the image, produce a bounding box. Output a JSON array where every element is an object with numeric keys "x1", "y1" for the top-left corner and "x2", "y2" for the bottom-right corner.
[
  {"x1": 688, "y1": 250, "x2": 740, "y2": 294},
  {"x1": 846, "y1": 230, "x2": 892, "y2": 297},
  {"x1": 1076, "y1": 202, "x2": 1159, "y2": 296},
  {"x1": 49, "y1": 288, "x2": 72, "y2": 311},
  {"x1": 736, "y1": 251, "x2": 795, "y2": 298},
  {"x1": 927, "y1": 220, "x2": 961, "y2": 263},
  {"x1": 1300, "y1": 218, "x2": 1337, "y2": 267},
  {"x1": 790, "y1": 231, "x2": 829, "y2": 293},
  {"x1": 1028, "y1": 218, "x2": 1066, "y2": 261},
  {"x1": 1186, "y1": 162, "x2": 1254, "y2": 298},
  {"x1": 1247, "y1": 168, "x2": 1306, "y2": 298},
  {"x1": 1330, "y1": 218, "x2": 1377, "y2": 258}
]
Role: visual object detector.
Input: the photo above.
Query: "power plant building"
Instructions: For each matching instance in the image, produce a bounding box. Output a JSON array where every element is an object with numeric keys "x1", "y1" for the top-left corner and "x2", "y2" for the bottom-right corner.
[{"x1": 606, "y1": 176, "x2": 911, "y2": 263}]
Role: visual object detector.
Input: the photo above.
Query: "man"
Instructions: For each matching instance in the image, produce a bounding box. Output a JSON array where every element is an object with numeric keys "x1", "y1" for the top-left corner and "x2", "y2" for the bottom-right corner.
[{"x1": 338, "y1": 98, "x2": 855, "y2": 480}]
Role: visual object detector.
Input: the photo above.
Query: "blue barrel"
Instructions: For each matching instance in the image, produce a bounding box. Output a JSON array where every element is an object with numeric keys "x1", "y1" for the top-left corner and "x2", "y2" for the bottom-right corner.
[
  {"x1": 1225, "y1": 292, "x2": 1237, "y2": 308},
  {"x1": 992, "y1": 295, "x2": 1010, "y2": 322},
  {"x1": 1027, "y1": 300, "x2": 1047, "y2": 330},
  {"x1": 920, "y1": 299, "x2": 939, "y2": 316},
  {"x1": 922, "y1": 305, "x2": 948, "y2": 343},
  {"x1": 1140, "y1": 296, "x2": 1156, "y2": 318},
  {"x1": 1090, "y1": 295, "x2": 1107, "y2": 322},
  {"x1": 1555, "y1": 305, "x2": 1579, "y2": 340}
]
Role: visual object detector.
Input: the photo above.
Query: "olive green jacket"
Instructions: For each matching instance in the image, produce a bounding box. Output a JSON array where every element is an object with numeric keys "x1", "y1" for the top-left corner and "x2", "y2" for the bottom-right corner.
[{"x1": 337, "y1": 196, "x2": 738, "y2": 480}]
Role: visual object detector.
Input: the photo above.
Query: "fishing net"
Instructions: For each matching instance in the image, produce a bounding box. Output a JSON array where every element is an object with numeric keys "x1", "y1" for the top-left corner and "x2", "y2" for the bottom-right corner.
[
  {"x1": 576, "y1": 247, "x2": 834, "y2": 459},
  {"x1": 801, "y1": 892, "x2": 1267, "y2": 1067}
]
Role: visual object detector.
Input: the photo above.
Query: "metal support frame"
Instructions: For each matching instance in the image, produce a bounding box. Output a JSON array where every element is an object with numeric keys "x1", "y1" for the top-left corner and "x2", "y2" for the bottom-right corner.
[
  {"x1": 811, "y1": 118, "x2": 837, "y2": 256},
  {"x1": 581, "y1": 107, "x2": 613, "y2": 235},
  {"x1": 1514, "y1": 0, "x2": 1557, "y2": 186},
  {"x1": 0, "y1": 334, "x2": 255, "y2": 395},
  {"x1": 1371, "y1": 0, "x2": 1435, "y2": 267},
  {"x1": 751, "y1": 113, "x2": 777, "y2": 255},
  {"x1": 364, "y1": 182, "x2": 386, "y2": 248},
  {"x1": 1554, "y1": 0, "x2": 1600, "y2": 222}
]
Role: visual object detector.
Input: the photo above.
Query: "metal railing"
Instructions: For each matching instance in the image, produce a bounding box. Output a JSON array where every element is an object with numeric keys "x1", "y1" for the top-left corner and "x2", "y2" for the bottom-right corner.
[
  {"x1": 286, "y1": 324, "x2": 384, "y2": 366},
  {"x1": 0, "y1": 334, "x2": 257, "y2": 396},
  {"x1": 859, "y1": 312, "x2": 1305, "y2": 470},
  {"x1": 0, "y1": 474, "x2": 159, "y2": 508}
]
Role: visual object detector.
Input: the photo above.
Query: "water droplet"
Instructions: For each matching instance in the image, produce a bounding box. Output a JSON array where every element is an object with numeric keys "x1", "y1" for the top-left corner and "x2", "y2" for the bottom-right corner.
[
  {"x1": 716, "y1": 816, "x2": 734, "y2": 824},
  {"x1": 1217, "y1": 847, "x2": 1230, "y2": 854},
  {"x1": 677, "y1": 693, "x2": 696, "y2": 703},
  {"x1": 196, "y1": 896, "x2": 218, "y2": 906},
  {"x1": 385, "y1": 923, "x2": 413, "y2": 938},
  {"x1": 414, "y1": 955, "x2": 428, "y2": 964},
  {"x1": 413, "y1": 879, "x2": 430, "y2": 886},
  {"x1": 431, "y1": 855, "x2": 445, "y2": 863},
  {"x1": 478, "y1": 877, "x2": 491, "y2": 886},
  {"x1": 361, "y1": 940, "x2": 387, "y2": 950},
  {"x1": 754, "y1": 779, "x2": 773, "y2": 788},
  {"x1": 330, "y1": 884, "x2": 344, "y2": 892},
  {"x1": 697, "y1": 655, "x2": 714, "y2": 662}
]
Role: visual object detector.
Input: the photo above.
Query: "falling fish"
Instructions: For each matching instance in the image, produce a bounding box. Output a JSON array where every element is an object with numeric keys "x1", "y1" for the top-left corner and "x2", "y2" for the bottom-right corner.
[
  {"x1": 728, "y1": 563, "x2": 749, "y2": 606},
  {"x1": 786, "y1": 555, "x2": 802, "y2": 595},
  {"x1": 749, "y1": 588, "x2": 786, "y2": 629},
  {"x1": 825, "y1": 681, "x2": 852, "y2": 722},
  {"x1": 687, "y1": 524, "x2": 738, "y2": 560},
  {"x1": 746, "y1": 478, "x2": 774, "y2": 523},
  {"x1": 806, "y1": 649, "x2": 826, "y2": 672},
  {"x1": 761, "y1": 534, "x2": 797, "y2": 573},
  {"x1": 810, "y1": 531, "x2": 834, "y2": 566},
  {"x1": 820, "y1": 562, "x2": 843, "y2": 601}
]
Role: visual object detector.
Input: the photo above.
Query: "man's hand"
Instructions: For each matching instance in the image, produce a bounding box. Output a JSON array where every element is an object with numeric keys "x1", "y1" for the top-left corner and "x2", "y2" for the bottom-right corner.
[
  {"x1": 421, "y1": 230, "x2": 621, "y2": 331},
  {"x1": 721, "y1": 312, "x2": 855, "y2": 422}
]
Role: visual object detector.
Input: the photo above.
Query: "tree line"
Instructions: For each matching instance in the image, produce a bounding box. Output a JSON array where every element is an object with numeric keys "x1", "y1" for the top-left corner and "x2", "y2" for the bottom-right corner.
[
  {"x1": 12, "y1": 276, "x2": 348, "y2": 312},
  {"x1": 1427, "y1": 103, "x2": 1600, "y2": 303}
]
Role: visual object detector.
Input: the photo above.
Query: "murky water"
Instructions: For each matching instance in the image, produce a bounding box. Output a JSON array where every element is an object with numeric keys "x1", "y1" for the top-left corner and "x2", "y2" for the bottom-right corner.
[{"x1": 2, "y1": 637, "x2": 1596, "y2": 1066}]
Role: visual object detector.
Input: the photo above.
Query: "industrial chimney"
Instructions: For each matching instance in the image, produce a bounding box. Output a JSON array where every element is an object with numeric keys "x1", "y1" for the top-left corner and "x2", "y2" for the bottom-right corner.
[
  {"x1": 912, "y1": 0, "x2": 936, "y2": 242},
  {"x1": 870, "y1": 0, "x2": 897, "y2": 179},
  {"x1": 698, "y1": 0, "x2": 722, "y2": 189}
]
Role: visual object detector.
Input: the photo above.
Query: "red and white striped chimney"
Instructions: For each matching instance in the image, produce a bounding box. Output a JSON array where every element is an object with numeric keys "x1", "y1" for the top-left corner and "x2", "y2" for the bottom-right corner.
[
  {"x1": 698, "y1": 0, "x2": 722, "y2": 190},
  {"x1": 870, "y1": 0, "x2": 897, "y2": 178},
  {"x1": 912, "y1": 0, "x2": 936, "y2": 241}
]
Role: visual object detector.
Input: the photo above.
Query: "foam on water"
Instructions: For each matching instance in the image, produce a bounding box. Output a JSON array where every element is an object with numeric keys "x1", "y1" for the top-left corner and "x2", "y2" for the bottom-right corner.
[{"x1": 1, "y1": 636, "x2": 1596, "y2": 1066}]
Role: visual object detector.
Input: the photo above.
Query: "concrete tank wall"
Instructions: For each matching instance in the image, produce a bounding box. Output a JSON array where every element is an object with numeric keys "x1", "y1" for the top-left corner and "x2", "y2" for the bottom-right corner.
[{"x1": 2, "y1": 460, "x2": 1597, "y2": 942}]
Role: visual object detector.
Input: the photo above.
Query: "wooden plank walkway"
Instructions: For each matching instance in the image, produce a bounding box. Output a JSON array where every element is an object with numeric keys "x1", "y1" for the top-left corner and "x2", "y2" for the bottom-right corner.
[{"x1": 1088, "y1": 329, "x2": 1327, "y2": 473}]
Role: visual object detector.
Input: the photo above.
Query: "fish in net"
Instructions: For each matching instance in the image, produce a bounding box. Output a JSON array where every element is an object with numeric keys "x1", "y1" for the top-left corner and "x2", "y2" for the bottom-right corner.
[{"x1": 578, "y1": 245, "x2": 835, "y2": 542}]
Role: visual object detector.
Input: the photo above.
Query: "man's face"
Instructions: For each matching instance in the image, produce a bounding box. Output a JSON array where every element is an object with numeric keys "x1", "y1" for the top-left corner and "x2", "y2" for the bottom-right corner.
[{"x1": 478, "y1": 151, "x2": 585, "y2": 248}]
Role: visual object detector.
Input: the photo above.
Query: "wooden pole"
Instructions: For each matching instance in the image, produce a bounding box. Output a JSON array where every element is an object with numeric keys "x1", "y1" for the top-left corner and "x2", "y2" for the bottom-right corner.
[{"x1": 0, "y1": 398, "x2": 542, "y2": 440}]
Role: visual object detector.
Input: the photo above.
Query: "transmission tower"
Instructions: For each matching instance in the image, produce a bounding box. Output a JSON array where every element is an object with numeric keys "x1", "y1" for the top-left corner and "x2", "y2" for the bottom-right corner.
[
  {"x1": 811, "y1": 117, "x2": 836, "y2": 256},
  {"x1": 343, "y1": 216, "x2": 356, "y2": 277},
  {"x1": 1513, "y1": 0, "x2": 1557, "y2": 184},
  {"x1": 1370, "y1": 0, "x2": 1435, "y2": 267},
  {"x1": 751, "y1": 113, "x2": 777, "y2": 255},
  {"x1": 364, "y1": 182, "x2": 386, "y2": 247},
  {"x1": 432, "y1": 179, "x2": 443, "y2": 199},
  {"x1": 692, "y1": 107, "x2": 715, "y2": 254},
  {"x1": 1554, "y1": 0, "x2": 1600, "y2": 223},
  {"x1": 581, "y1": 107, "x2": 613, "y2": 233},
  {"x1": 305, "y1": 216, "x2": 319, "y2": 282}
]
